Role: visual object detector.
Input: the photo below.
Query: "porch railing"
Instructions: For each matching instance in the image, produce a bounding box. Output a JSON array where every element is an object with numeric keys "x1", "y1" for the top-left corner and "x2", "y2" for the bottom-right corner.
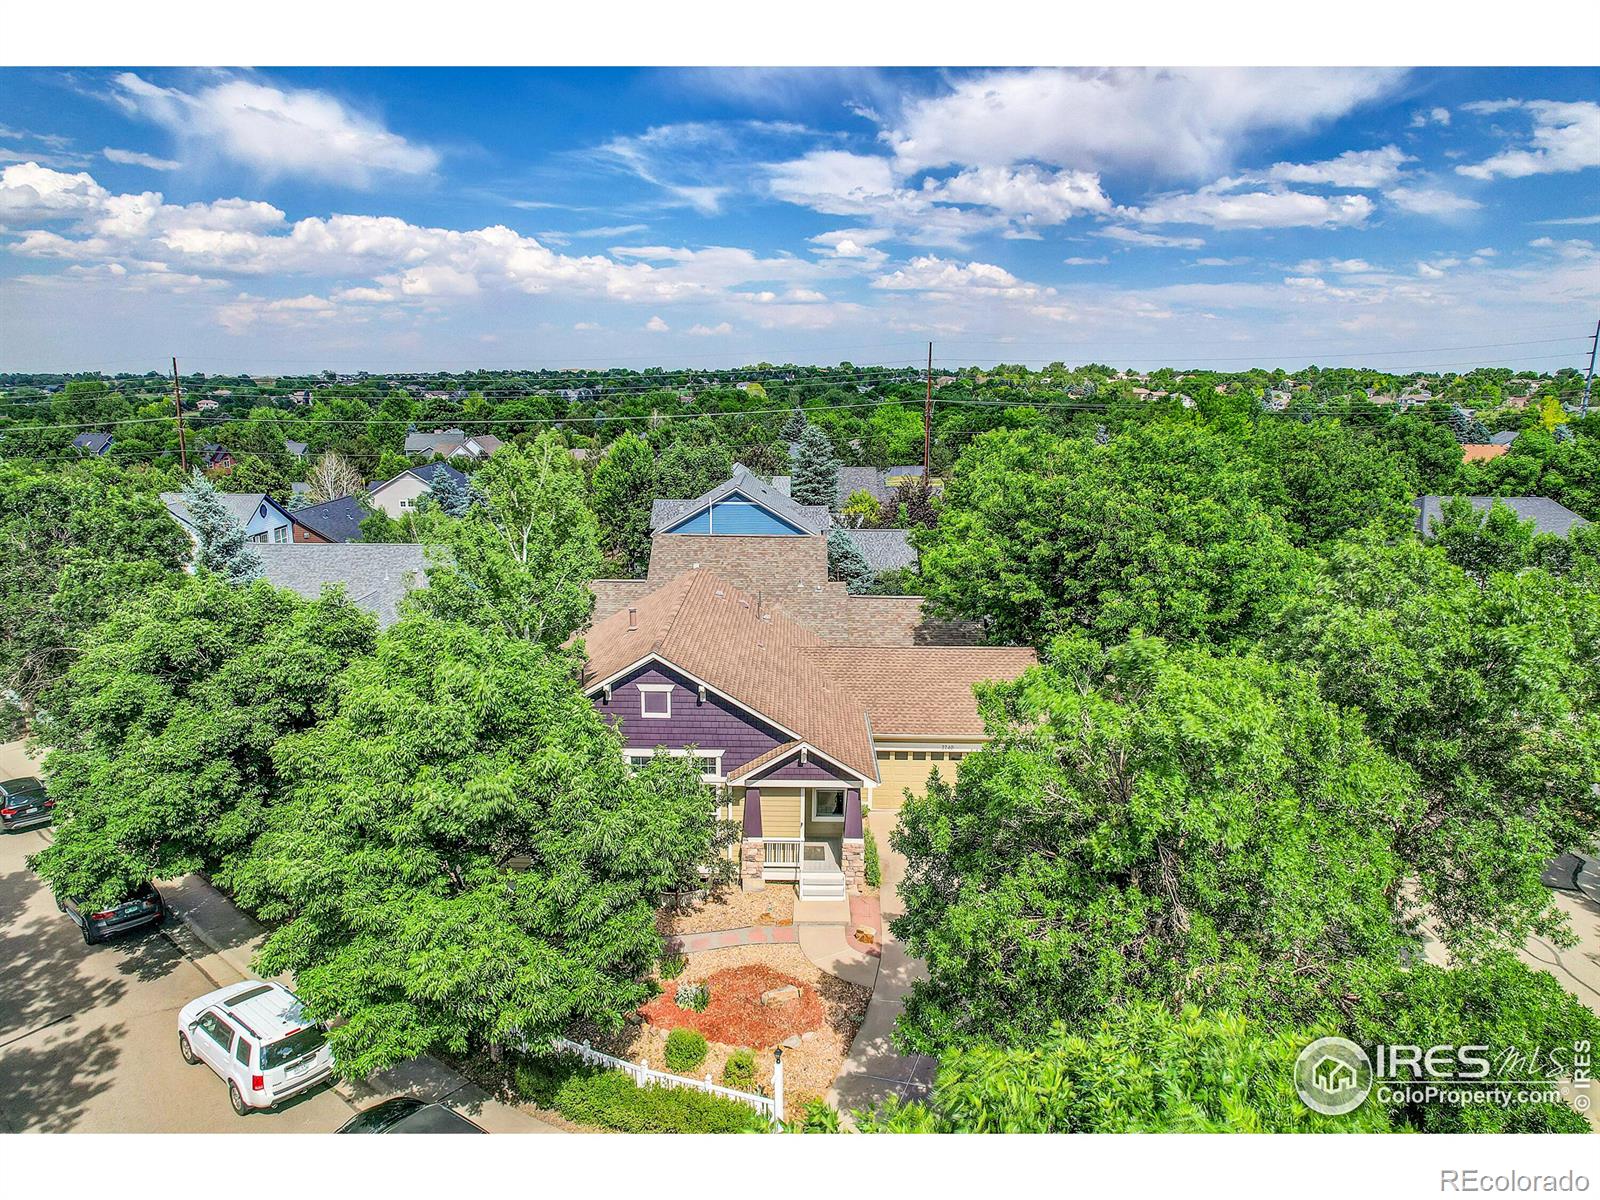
[
  {"x1": 550, "y1": 1036, "x2": 782, "y2": 1126},
  {"x1": 762, "y1": 838, "x2": 801, "y2": 879}
]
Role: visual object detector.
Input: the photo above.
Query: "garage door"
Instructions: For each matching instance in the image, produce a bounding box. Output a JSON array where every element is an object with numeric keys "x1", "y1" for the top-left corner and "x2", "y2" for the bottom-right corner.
[{"x1": 872, "y1": 748, "x2": 967, "y2": 812}]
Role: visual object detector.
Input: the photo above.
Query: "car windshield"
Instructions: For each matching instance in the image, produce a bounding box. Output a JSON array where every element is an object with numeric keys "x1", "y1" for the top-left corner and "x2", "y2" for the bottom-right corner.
[
  {"x1": 341, "y1": 1097, "x2": 422, "y2": 1133},
  {"x1": 260, "y1": 1025, "x2": 326, "y2": 1070}
]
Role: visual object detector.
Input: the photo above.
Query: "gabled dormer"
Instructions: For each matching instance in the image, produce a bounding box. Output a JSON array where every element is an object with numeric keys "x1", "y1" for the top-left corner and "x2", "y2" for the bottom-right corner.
[{"x1": 649, "y1": 463, "x2": 830, "y2": 538}]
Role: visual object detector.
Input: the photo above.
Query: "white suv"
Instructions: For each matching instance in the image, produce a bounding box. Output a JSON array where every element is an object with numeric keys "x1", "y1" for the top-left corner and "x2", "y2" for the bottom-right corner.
[{"x1": 178, "y1": 981, "x2": 334, "y2": 1115}]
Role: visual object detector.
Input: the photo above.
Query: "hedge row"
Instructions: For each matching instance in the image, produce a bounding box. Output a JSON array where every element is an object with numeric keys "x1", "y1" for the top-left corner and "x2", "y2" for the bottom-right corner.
[{"x1": 514, "y1": 1055, "x2": 769, "y2": 1134}]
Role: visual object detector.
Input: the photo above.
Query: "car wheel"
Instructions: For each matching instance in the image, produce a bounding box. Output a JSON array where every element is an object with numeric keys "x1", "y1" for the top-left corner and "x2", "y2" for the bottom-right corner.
[
  {"x1": 81, "y1": 924, "x2": 99, "y2": 945},
  {"x1": 229, "y1": 1081, "x2": 249, "y2": 1117},
  {"x1": 179, "y1": 1033, "x2": 198, "y2": 1065}
]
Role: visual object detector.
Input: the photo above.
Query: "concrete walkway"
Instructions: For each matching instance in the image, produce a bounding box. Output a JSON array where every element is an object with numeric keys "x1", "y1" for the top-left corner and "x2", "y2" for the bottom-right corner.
[
  {"x1": 667, "y1": 924, "x2": 798, "y2": 954},
  {"x1": 826, "y1": 807, "x2": 936, "y2": 1119},
  {"x1": 162, "y1": 872, "x2": 563, "y2": 1133}
]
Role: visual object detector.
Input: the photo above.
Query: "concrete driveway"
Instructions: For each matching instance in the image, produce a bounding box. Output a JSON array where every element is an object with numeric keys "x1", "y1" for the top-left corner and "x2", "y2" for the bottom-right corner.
[{"x1": 0, "y1": 823, "x2": 358, "y2": 1133}]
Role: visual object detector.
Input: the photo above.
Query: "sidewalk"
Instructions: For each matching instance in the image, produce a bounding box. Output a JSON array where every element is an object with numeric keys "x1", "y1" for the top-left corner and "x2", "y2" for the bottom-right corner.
[
  {"x1": 161, "y1": 872, "x2": 564, "y2": 1134},
  {"x1": 825, "y1": 807, "x2": 936, "y2": 1120}
]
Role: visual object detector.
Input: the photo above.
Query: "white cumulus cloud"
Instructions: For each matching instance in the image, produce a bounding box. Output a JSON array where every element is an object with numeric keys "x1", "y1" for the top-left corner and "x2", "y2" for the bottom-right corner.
[{"x1": 1457, "y1": 99, "x2": 1600, "y2": 179}]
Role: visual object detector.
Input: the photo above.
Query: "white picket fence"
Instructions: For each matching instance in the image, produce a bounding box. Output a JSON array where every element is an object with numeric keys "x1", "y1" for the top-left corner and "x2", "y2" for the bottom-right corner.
[{"x1": 550, "y1": 1036, "x2": 783, "y2": 1127}]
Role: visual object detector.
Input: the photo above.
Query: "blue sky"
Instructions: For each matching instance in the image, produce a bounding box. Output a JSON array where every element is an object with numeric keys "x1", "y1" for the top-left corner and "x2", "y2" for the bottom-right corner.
[{"x1": 1, "y1": 66, "x2": 1596, "y2": 373}]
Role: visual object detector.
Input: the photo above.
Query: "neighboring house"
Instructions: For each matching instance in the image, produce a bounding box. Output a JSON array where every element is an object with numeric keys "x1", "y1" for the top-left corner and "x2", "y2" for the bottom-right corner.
[
  {"x1": 847, "y1": 529, "x2": 917, "y2": 576},
  {"x1": 290, "y1": 495, "x2": 368, "y2": 543},
  {"x1": 72, "y1": 431, "x2": 113, "y2": 456},
  {"x1": 1488, "y1": 431, "x2": 1521, "y2": 447},
  {"x1": 835, "y1": 466, "x2": 894, "y2": 509},
  {"x1": 649, "y1": 463, "x2": 830, "y2": 537},
  {"x1": 194, "y1": 398, "x2": 220, "y2": 412},
  {"x1": 1414, "y1": 495, "x2": 1590, "y2": 539},
  {"x1": 367, "y1": 461, "x2": 470, "y2": 519},
  {"x1": 160, "y1": 491, "x2": 295, "y2": 549},
  {"x1": 581, "y1": 570, "x2": 1034, "y2": 897},
  {"x1": 1462, "y1": 443, "x2": 1509, "y2": 463},
  {"x1": 200, "y1": 443, "x2": 235, "y2": 472},
  {"x1": 403, "y1": 428, "x2": 501, "y2": 460},
  {"x1": 253, "y1": 543, "x2": 425, "y2": 628},
  {"x1": 284, "y1": 438, "x2": 308, "y2": 460}
]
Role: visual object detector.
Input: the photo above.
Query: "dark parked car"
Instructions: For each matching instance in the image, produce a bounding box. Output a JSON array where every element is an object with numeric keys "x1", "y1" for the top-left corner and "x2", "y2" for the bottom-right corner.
[
  {"x1": 0, "y1": 776, "x2": 53, "y2": 832},
  {"x1": 336, "y1": 1097, "x2": 487, "y2": 1134},
  {"x1": 56, "y1": 882, "x2": 167, "y2": 944}
]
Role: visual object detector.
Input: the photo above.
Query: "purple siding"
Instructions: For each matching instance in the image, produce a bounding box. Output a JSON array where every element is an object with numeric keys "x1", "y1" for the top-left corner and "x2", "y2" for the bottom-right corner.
[
  {"x1": 593, "y1": 661, "x2": 787, "y2": 772},
  {"x1": 750, "y1": 750, "x2": 856, "y2": 784}
]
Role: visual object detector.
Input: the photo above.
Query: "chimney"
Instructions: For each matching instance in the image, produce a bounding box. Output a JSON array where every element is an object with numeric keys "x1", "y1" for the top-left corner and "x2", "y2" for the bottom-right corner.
[{"x1": 627, "y1": 607, "x2": 637, "y2": 631}]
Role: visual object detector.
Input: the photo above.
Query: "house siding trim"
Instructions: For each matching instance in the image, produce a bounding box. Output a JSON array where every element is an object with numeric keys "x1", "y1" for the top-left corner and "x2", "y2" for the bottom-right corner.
[
  {"x1": 585, "y1": 653, "x2": 808, "y2": 752},
  {"x1": 592, "y1": 660, "x2": 791, "y2": 774}
]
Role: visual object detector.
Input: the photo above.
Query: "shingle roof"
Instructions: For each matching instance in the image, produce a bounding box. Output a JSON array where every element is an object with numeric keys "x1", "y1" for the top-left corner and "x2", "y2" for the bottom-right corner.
[
  {"x1": 1462, "y1": 443, "x2": 1509, "y2": 462},
  {"x1": 290, "y1": 495, "x2": 368, "y2": 543},
  {"x1": 1488, "y1": 431, "x2": 1521, "y2": 446},
  {"x1": 1415, "y1": 495, "x2": 1590, "y2": 539},
  {"x1": 72, "y1": 431, "x2": 112, "y2": 454},
  {"x1": 847, "y1": 528, "x2": 917, "y2": 573},
  {"x1": 254, "y1": 543, "x2": 426, "y2": 628},
  {"x1": 404, "y1": 428, "x2": 465, "y2": 455},
  {"x1": 650, "y1": 463, "x2": 830, "y2": 534},
  {"x1": 284, "y1": 438, "x2": 308, "y2": 457},
  {"x1": 580, "y1": 570, "x2": 877, "y2": 779},
  {"x1": 885, "y1": 465, "x2": 926, "y2": 478},
  {"x1": 160, "y1": 491, "x2": 280, "y2": 530},
  {"x1": 806, "y1": 646, "x2": 1038, "y2": 737},
  {"x1": 409, "y1": 461, "x2": 469, "y2": 489},
  {"x1": 836, "y1": 466, "x2": 891, "y2": 508}
]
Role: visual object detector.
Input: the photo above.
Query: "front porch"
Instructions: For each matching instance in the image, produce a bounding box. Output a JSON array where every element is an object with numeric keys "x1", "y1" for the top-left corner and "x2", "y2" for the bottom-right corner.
[{"x1": 737, "y1": 779, "x2": 866, "y2": 900}]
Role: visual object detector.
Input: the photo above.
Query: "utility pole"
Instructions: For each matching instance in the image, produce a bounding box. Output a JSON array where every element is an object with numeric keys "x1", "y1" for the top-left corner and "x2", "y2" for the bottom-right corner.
[
  {"x1": 923, "y1": 341, "x2": 933, "y2": 477},
  {"x1": 1582, "y1": 318, "x2": 1598, "y2": 420},
  {"x1": 171, "y1": 356, "x2": 188, "y2": 474}
]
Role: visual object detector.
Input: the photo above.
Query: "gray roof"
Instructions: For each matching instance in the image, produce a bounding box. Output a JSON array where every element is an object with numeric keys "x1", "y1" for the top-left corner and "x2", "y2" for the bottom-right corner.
[
  {"x1": 160, "y1": 491, "x2": 284, "y2": 530},
  {"x1": 1488, "y1": 430, "x2": 1521, "y2": 446},
  {"x1": 73, "y1": 431, "x2": 113, "y2": 454},
  {"x1": 290, "y1": 495, "x2": 368, "y2": 543},
  {"x1": 284, "y1": 438, "x2": 308, "y2": 457},
  {"x1": 1415, "y1": 495, "x2": 1590, "y2": 539},
  {"x1": 847, "y1": 528, "x2": 918, "y2": 573},
  {"x1": 650, "y1": 463, "x2": 830, "y2": 534},
  {"x1": 836, "y1": 466, "x2": 892, "y2": 508},
  {"x1": 254, "y1": 543, "x2": 427, "y2": 628},
  {"x1": 404, "y1": 427, "x2": 465, "y2": 455},
  {"x1": 885, "y1": 465, "x2": 926, "y2": 478}
]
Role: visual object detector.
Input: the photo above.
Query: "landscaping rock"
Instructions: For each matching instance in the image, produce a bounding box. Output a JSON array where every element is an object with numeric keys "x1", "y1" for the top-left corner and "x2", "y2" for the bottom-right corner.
[
  {"x1": 760, "y1": 984, "x2": 801, "y2": 1006},
  {"x1": 801, "y1": 1031, "x2": 817, "y2": 1043},
  {"x1": 782, "y1": 1034, "x2": 803, "y2": 1049}
]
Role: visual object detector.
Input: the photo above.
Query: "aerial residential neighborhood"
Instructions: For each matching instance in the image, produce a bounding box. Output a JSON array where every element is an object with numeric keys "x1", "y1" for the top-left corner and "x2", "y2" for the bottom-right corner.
[{"x1": 1, "y1": 26, "x2": 1597, "y2": 1200}]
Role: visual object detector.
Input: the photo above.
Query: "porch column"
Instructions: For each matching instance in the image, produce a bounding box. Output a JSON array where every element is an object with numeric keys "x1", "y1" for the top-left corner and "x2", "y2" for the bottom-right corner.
[
  {"x1": 740, "y1": 787, "x2": 765, "y2": 892},
  {"x1": 841, "y1": 787, "x2": 865, "y2": 894}
]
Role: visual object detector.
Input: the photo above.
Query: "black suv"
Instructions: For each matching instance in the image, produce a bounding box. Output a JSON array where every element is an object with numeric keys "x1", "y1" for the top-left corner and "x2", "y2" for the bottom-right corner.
[
  {"x1": 0, "y1": 776, "x2": 52, "y2": 833},
  {"x1": 57, "y1": 882, "x2": 168, "y2": 944},
  {"x1": 336, "y1": 1097, "x2": 487, "y2": 1134}
]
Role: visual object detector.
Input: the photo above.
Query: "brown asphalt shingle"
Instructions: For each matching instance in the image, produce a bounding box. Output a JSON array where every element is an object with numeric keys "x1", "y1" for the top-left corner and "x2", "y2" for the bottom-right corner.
[
  {"x1": 580, "y1": 571, "x2": 879, "y2": 780},
  {"x1": 806, "y1": 646, "x2": 1038, "y2": 737}
]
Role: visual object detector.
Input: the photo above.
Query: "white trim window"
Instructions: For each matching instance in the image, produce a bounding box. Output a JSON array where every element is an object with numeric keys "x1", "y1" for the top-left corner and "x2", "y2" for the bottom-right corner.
[
  {"x1": 637, "y1": 683, "x2": 673, "y2": 719},
  {"x1": 811, "y1": 788, "x2": 846, "y2": 821},
  {"x1": 624, "y1": 748, "x2": 723, "y2": 783}
]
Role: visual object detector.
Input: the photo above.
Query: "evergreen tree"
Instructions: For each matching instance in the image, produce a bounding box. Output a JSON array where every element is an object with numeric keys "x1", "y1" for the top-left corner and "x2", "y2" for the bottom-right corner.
[
  {"x1": 781, "y1": 408, "x2": 807, "y2": 443},
  {"x1": 182, "y1": 471, "x2": 261, "y2": 585},
  {"x1": 827, "y1": 527, "x2": 873, "y2": 593},
  {"x1": 791, "y1": 424, "x2": 839, "y2": 508},
  {"x1": 429, "y1": 469, "x2": 471, "y2": 516}
]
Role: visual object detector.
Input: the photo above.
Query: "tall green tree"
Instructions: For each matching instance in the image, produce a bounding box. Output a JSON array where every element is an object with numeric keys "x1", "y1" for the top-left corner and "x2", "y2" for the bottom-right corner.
[
  {"x1": 919, "y1": 426, "x2": 1304, "y2": 647},
  {"x1": 29, "y1": 576, "x2": 375, "y2": 908},
  {"x1": 413, "y1": 433, "x2": 602, "y2": 646},
  {"x1": 591, "y1": 431, "x2": 656, "y2": 574},
  {"x1": 790, "y1": 424, "x2": 839, "y2": 508},
  {"x1": 826, "y1": 527, "x2": 873, "y2": 594},
  {"x1": 182, "y1": 470, "x2": 262, "y2": 584},
  {"x1": 230, "y1": 616, "x2": 720, "y2": 1077},
  {"x1": 891, "y1": 635, "x2": 1416, "y2": 1052},
  {"x1": 1277, "y1": 530, "x2": 1600, "y2": 961},
  {"x1": 0, "y1": 460, "x2": 187, "y2": 729}
]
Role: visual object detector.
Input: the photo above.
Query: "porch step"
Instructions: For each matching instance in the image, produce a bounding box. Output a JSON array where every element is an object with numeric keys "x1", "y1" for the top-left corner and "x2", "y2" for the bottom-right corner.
[{"x1": 800, "y1": 873, "x2": 847, "y2": 901}]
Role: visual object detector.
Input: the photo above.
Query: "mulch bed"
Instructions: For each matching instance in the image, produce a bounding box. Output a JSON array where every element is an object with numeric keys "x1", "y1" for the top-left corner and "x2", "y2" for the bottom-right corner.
[{"x1": 640, "y1": 963, "x2": 824, "y2": 1046}]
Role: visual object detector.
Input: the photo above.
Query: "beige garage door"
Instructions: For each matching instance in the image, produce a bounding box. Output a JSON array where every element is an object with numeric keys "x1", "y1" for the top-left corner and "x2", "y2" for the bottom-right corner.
[{"x1": 872, "y1": 748, "x2": 967, "y2": 812}]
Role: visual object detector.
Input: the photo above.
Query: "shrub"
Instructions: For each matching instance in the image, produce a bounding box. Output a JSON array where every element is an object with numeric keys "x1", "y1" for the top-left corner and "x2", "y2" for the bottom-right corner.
[
  {"x1": 660, "y1": 953, "x2": 687, "y2": 981},
  {"x1": 675, "y1": 980, "x2": 710, "y2": 1012},
  {"x1": 665, "y1": 1027, "x2": 708, "y2": 1072},
  {"x1": 514, "y1": 1055, "x2": 766, "y2": 1133},
  {"x1": 722, "y1": 1048, "x2": 756, "y2": 1090},
  {"x1": 863, "y1": 828, "x2": 881, "y2": 889},
  {"x1": 797, "y1": 1099, "x2": 842, "y2": 1133}
]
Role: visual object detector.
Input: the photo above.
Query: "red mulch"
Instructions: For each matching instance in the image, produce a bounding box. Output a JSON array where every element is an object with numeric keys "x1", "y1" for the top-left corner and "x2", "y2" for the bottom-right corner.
[{"x1": 641, "y1": 965, "x2": 824, "y2": 1046}]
